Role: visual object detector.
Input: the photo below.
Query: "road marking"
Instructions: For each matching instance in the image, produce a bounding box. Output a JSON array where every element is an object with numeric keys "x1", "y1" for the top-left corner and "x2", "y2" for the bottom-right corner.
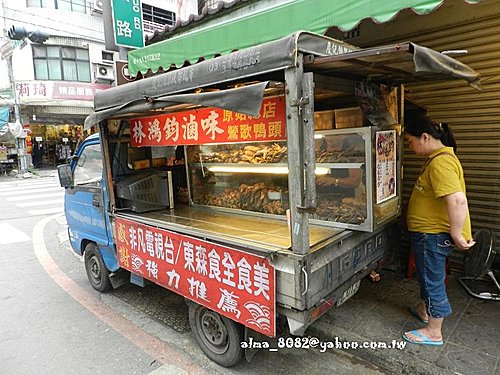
[
  {"x1": 0, "y1": 186, "x2": 62, "y2": 195},
  {"x1": 0, "y1": 182, "x2": 58, "y2": 191},
  {"x1": 28, "y1": 207, "x2": 64, "y2": 216},
  {"x1": 7, "y1": 192, "x2": 63, "y2": 201},
  {"x1": 33, "y1": 214, "x2": 206, "y2": 375},
  {"x1": 0, "y1": 223, "x2": 31, "y2": 244},
  {"x1": 57, "y1": 229, "x2": 81, "y2": 261},
  {"x1": 0, "y1": 178, "x2": 58, "y2": 188},
  {"x1": 17, "y1": 199, "x2": 64, "y2": 207},
  {"x1": 0, "y1": 180, "x2": 59, "y2": 189}
]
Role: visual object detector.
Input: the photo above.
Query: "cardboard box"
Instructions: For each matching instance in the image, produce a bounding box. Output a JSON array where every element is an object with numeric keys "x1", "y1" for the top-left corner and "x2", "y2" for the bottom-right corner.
[
  {"x1": 132, "y1": 159, "x2": 151, "y2": 169},
  {"x1": 152, "y1": 158, "x2": 167, "y2": 168},
  {"x1": 314, "y1": 110, "x2": 334, "y2": 130},
  {"x1": 0, "y1": 147, "x2": 7, "y2": 161},
  {"x1": 335, "y1": 107, "x2": 367, "y2": 129}
]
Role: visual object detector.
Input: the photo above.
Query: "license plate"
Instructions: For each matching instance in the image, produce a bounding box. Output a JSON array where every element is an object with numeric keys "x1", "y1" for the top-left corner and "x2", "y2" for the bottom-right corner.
[{"x1": 336, "y1": 280, "x2": 361, "y2": 307}]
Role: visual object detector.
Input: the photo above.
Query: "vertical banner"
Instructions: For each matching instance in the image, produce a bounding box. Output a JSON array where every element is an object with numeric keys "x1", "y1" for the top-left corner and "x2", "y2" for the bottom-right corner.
[
  {"x1": 375, "y1": 130, "x2": 396, "y2": 204},
  {"x1": 111, "y1": 0, "x2": 144, "y2": 48},
  {"x1": 115, "y1": 218, "x2": 276, "y2": 336}
]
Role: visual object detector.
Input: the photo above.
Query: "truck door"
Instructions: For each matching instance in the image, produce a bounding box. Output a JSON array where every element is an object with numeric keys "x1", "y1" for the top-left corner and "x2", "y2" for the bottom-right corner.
[{"x1": 65, "y1": 141, "x2": 109, "y2": 253}]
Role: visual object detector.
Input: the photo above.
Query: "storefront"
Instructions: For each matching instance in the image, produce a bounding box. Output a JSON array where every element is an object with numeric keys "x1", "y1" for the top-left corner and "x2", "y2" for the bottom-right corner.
[
  {"x1": 28, "y1": 123, "x2": 83, "y2": 167},
  {"x1": 17, "y1": 80, "x2": 111, "y2": 167}
]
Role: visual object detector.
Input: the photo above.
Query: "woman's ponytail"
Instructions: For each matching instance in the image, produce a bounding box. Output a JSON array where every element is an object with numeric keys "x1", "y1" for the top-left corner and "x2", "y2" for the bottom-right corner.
[{"x1": 438, "y1": 123, "x2": 457, "y2": 152}]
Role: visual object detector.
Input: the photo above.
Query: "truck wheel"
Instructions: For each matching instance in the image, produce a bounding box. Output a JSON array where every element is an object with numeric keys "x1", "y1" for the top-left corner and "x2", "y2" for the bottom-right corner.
[
  {"x1": 189, "y1": 303, "x2": 244, "y2": 367},
  {"x1": 84, "y1": 243, "x2": 112, "y2": 292}
]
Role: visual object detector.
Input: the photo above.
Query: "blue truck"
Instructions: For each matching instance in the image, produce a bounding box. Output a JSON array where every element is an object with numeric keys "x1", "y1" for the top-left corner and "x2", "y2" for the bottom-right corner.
[{"x1": 58, "y1": 32, "x2": 478, "y2": 366}]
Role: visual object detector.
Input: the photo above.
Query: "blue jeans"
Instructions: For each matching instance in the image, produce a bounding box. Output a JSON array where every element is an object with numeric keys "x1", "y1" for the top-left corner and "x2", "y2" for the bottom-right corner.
[{"x1": 410, "y1": 232, "x2": 455, "y2": 319}]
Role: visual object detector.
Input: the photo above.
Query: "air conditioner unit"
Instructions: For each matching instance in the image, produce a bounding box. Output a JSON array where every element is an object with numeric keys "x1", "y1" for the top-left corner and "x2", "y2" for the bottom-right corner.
[
  {"x1": 91, "y1": 0, "x2": 103, "y2": 15},
  {"x1": 93, "y1": 63, "x2": 114, "y2": 82}
]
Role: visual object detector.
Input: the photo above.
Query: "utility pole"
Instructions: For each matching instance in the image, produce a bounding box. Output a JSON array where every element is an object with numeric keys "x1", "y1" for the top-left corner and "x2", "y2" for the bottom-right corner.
[
  {"x1": 5, "y1": 25, "x2": 49, "y2": 177},
  {"x1": 4, "y1": 43, "x2": 29, "y2": 177}
]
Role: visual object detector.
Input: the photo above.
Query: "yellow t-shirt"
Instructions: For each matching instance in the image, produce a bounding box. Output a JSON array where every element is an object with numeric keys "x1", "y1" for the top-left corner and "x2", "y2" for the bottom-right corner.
[{"x1": 407, "y1": 147, "x2": 472, "y2": 240}]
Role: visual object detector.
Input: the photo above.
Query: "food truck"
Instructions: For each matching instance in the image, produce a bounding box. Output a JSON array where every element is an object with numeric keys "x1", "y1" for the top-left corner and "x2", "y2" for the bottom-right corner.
[{"x1": 58, "y1": 31, "x2": 479, "y2": 366}]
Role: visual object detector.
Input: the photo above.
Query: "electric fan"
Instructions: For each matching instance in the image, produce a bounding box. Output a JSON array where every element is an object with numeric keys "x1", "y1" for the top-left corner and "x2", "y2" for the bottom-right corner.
[{"x1": 459, "y1": 229, "x2": 500, "y2": 301}]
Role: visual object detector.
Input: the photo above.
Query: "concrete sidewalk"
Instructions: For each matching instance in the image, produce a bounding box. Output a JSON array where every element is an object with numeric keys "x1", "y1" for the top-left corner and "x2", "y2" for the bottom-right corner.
[{"x1": 309, "y1": 270, "x2": 500, "y2": 375}]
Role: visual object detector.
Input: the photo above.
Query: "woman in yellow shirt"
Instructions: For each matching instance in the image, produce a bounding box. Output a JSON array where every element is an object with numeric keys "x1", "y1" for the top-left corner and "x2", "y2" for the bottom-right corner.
[{"x1": 403, "y1": 113, "x2": 475, "y2": 346}]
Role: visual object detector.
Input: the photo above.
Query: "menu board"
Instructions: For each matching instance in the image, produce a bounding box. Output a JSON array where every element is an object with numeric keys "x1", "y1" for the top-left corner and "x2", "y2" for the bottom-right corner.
[{"x1": 375, "y1": 130, "x2": 397, "y2": 204}]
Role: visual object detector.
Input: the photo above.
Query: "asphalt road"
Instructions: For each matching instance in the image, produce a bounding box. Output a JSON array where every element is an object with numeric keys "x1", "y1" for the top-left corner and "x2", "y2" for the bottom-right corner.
[{"x1": 0, "y1": 174, "x2": 389, "y2": 375}]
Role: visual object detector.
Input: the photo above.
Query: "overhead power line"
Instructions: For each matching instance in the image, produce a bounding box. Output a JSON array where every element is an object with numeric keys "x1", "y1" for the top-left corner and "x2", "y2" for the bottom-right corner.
[
  {"x1": 2, "y1": 3, "x2": 178, "y2": 39},
  {"x1": 1, "y1": 6, "x2": 105, "y2": 40}
]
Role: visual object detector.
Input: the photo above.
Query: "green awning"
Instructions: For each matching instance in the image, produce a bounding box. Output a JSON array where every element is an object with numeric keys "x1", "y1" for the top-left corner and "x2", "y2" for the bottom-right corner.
[{"x1": 128, "y1": 0, "x2": 471, "y2": 76}]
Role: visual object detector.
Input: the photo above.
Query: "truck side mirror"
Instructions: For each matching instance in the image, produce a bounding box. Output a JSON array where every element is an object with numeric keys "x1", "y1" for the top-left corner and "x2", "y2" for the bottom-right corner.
[{"x1": 58, "y1": 164, "x2": 73, "y2": 188}]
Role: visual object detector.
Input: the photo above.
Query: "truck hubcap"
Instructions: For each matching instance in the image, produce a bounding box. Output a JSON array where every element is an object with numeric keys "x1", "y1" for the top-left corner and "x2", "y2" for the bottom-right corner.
[
  {"x1": 199, "y1": 310, "x2": 229, "y2": 354},
  {"x1": 89, "y1": 256, "x2": 101, "y2": 282}
]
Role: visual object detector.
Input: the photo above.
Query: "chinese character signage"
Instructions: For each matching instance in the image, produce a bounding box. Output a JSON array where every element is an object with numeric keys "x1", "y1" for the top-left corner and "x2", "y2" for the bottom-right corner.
[
  {"x1": 375, "y1": 130, "x2": 397, "y2": 204},
  {"x1": 115, "y1": 218, "x2": 276, "y2": 336},
  {"x1": 130, "y1": 96, "x2": 286, "y2": 147},
  {"x1": 16, "y1": 81, "x2": 111, "y2": 103},
  {"x1": 112, "y1": 0, "x2": 144, "y2": 48}
]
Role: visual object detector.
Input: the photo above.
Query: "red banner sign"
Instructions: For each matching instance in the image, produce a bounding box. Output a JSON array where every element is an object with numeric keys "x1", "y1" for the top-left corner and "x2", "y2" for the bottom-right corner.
[
  {"x1": 130, "y1": 96, "x2": 286, "y2": 147},
  {"x1": 115, "y1": 218, "x2": 276, "y2": 336}
]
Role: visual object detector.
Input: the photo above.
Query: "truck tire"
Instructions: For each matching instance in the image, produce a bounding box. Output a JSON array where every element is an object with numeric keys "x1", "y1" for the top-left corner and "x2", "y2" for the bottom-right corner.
[
  {"x1": 84, "y1": 243, "x2": 112, "y2": 292},
  {"x1": 189, "y1": 303, "x2": 244, "y2": 367}
]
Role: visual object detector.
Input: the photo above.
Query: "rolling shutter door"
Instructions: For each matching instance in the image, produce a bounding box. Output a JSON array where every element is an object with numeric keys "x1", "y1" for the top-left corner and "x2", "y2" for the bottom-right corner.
[{"x1": 397, "y1": 14, "x2": 500, "y2": 272}]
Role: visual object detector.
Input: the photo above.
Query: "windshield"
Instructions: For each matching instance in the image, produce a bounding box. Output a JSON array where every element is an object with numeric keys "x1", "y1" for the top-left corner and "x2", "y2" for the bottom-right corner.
[{"x1": 73, "y1": 143, "x2": 102, "y2": 185}]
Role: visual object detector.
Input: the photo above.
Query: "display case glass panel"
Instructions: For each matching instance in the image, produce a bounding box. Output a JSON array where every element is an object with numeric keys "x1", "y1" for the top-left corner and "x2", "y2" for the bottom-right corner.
[
  {"x1": 187, "y1": 141, "x2": 289, "y2": 215},
  {"x1": 312, "y1": 130, "x2": 368, "y2": 226}
]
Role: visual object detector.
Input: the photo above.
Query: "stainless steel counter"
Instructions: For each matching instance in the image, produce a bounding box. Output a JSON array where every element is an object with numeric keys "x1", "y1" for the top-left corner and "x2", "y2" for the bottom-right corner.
[{"x1": 115, "y1": 205, "x2": 344, "y2": 254}]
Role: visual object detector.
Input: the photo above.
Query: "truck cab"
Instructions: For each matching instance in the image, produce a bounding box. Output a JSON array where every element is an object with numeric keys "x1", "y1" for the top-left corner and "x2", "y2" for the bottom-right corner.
[{"x1": 59, "y1": 133, "x2": 120, "y2": 291}]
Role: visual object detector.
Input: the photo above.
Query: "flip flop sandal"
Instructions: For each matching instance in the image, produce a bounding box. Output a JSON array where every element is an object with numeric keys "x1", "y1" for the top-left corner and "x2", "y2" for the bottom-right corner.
[
  {"x1": 402, "y1": 330, "x2": 443, "y2": 346},
  {"x1": 409, "y1": 307, "x2": 429, "y2": 324}
]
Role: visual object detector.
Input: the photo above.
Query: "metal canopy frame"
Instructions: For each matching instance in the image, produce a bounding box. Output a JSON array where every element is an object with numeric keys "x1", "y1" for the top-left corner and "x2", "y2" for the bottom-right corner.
[
  {"x1": 304, "y1": 42, "x2": 481, "y2": 88},
  {"x1": 86, "y1": 33, "x2": 479, "y2": 130}
]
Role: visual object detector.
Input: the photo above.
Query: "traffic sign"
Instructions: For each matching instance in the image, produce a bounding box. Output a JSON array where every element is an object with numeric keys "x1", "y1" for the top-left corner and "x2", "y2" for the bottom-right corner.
[{"x1": 111, "y1": 0, "x2": 144, "y2": 49}]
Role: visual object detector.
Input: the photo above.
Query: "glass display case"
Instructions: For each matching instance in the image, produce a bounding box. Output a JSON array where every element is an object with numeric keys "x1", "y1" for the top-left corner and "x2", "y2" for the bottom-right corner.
[
  {"x1": 312, "y1": 130, "x2": 367, "y2": 226},
  {"x1": 311, "y1": 126, "x2": 401, "y2": 231},
  {"x1": 187, "y1": 141, "x2": 289, "y2": 216},
  {"x1": 185, "y1": 125, "x2": 401, "y2": 232}
]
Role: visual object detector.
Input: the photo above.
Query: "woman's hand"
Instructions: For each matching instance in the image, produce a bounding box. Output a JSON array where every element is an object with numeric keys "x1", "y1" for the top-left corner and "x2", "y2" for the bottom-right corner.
[{"x1": 451, "y1": 233, "x2": 476, "y2": 251}]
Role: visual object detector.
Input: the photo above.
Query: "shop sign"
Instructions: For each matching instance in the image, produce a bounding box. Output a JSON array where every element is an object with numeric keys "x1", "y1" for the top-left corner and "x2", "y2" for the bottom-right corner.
[
  {"x1": 130, "y1": 96, "x2": 286, "y2": 147},
  {"x1": 16, "y1": 81, "x2": 112, "y2": 101},
  {"x1": 116, "y1": 217, "x2": 276, "y2": 336},
  {"x1": 0, "y1": 41, "x2": 13, "y2": 60},
  {"x1": 114, "y1": 60, "x2": 137, "y2": 86},
  {"x1": 375, "y1": 130, "x2": 397, "y2": 204}
]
